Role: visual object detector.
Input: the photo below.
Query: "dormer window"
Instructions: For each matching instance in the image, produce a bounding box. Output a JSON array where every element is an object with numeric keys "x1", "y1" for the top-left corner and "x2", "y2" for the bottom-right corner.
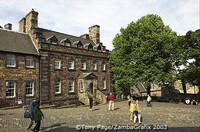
[
  {"x1": 84, "y1": 43, "x2": 93, "y2": 50},
  {"x1": 47, "y1": 35, "x2": 58, "y2": 44},
  {"x1": 94, "y1": 44, "x2": 102, "y2": 52},
  {"x1": 60, "y1": 38, "x2": 71, "y2": 46},
  {"x1": 77, "y1": 42, "x2": 83, "y2": 48},
  {"x1": 97, "y1": 45, "x2": 102, "y2": 51},
  {"x1": 73, "y1": 41, "x2": 83, "y2": 48}
]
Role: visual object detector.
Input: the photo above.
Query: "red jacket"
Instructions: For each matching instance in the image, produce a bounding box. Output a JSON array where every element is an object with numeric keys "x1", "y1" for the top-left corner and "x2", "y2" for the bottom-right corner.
[{"x1": 108, "y1": 95, "x2": 115, "y2": 101}]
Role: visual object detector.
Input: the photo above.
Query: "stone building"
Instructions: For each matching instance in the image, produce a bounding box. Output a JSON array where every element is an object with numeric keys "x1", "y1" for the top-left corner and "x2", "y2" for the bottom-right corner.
[
  {"x1": 0, "y1": 26, "x2": 39, "y2": 107},
  {"x1": 0, "y1": 9, "x2": 111, "y2": 107}
]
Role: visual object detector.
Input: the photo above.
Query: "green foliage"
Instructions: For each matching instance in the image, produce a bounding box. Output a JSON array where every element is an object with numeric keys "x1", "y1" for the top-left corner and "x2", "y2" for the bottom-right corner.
[
  {"x1": 111, "y1": 14, "x2": 177, "y2": 92},
  {"x1": 175, "y1": 30, "x2": 200, "y2": 87}
]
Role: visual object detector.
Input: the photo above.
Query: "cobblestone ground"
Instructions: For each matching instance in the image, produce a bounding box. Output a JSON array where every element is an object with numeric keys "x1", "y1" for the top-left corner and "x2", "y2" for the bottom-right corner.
[{"x1": 0, "y1": 101, "x2": 200, "y2": 132}]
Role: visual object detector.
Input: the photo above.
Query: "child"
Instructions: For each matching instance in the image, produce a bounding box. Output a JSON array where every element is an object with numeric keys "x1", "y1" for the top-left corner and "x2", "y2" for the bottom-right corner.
[
  {"x1": 127, "y1": 95, "x2": 131, "y2": 107},
  {"x1": 129, "y1": 98, "x2": 136, "y2": 121},
  {"x1": 134, "y1": 100, "x2": 142, "y2": 124}
]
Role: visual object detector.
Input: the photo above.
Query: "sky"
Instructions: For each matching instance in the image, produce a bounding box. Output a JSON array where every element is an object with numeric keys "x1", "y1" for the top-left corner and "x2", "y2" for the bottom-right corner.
[{"x1": 0, "y1": 0, "x2": 199, "y2": 50}]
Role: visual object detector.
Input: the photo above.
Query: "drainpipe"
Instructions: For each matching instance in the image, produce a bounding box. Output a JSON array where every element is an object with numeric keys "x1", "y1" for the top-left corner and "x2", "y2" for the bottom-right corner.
[{"x1": 39, "y1": 55, "x2": 41, "y2": 105}]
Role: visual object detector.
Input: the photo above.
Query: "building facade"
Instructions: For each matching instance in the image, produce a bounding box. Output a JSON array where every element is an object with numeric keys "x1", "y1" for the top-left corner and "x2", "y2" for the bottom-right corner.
[{"x1": 0, "y1": 10, "x2": 111, "y2": 107}]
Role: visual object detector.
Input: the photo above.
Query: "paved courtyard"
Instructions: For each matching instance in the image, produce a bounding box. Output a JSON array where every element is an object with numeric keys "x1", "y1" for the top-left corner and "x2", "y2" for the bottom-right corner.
[{"x1": 0, "y1": 101, "x2": 200, "y2": 132}]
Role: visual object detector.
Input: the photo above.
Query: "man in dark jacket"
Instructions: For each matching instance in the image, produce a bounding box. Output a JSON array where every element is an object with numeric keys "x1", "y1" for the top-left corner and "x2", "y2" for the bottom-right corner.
[{"x1": 33, "y1": 100, "x2": 44, "y2": 132}]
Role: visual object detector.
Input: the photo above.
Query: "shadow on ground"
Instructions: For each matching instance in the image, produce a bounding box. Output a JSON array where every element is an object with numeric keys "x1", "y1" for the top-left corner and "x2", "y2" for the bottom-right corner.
[{"x1": 43, "y1": 126, "x2": 76, "y2": 132}]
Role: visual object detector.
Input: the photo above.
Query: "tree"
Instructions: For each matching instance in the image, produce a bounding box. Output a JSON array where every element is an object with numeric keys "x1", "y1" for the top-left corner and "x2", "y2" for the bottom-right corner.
[
  {"x1": 111, "y1": 14, "x2": 177, "y2": 94},
  {"x1": 175, "y1": 30, "x2": 200, "y2": 94}
]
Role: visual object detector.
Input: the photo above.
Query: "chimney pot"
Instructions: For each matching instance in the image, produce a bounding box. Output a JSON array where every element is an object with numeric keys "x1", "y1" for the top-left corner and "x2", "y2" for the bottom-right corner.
[{"x1": 4, "y1": 23, "x2": 12, "y2": 30}]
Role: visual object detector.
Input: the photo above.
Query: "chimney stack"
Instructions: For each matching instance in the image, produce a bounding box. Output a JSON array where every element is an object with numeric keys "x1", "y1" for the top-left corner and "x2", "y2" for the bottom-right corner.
[
  {"x1": 4, "y1": 23, "x2": 12, "y2": 30},
  {"x1": 89, "y1": 25, "x2": 100, "y2": 44},
  {"x1": 19, "y1": 9, "x2": 38, "y2": 33}
]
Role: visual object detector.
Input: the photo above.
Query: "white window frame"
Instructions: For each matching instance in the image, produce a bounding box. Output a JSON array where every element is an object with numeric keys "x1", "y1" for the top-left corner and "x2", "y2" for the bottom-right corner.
[
  {"x1": 103, "y1": 79, "x2": 107, "y2": 89},
  {"x1": 69, "y1": 80, "x2": 75, "y2": 93},
  {"x1": 55, "y1": 80, "x2": 62, "y2": 94},
  {"x1": 79, "y1": 80, "x2": 84, "y2": 92},
  {"x1": 6, "y1": 55, "x2": 16, "y2": 67},
  {"x1": 81, "y1": 62, "x2": 87, "y2": 70},
  {"x1": 6, "y1": 81, "x2": 16, "y2": 98},
  {"x1": 55, "y1": 59, "x2": 61, "y2": 69},
  {"x1": 103, "y1": 64, "x2": 106, "y2": 71},
  {"x1": 25, "y1": 56, "x2": 34, "y2": 68},
  {"x1": 68, "y1": 60, "x2": 75, "y2": 70},
  {"x1": 25, "y1": 81, "x2": 34, "y2": 97},
  {"x1": 93, "y1": 63, "x2": 97, "y2": 71}
]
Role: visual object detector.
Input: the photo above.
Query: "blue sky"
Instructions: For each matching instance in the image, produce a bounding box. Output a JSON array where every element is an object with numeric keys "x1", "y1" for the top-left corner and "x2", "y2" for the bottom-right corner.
[{"x1": 0, "y1": 0, "x2": 199, "y2": 50}]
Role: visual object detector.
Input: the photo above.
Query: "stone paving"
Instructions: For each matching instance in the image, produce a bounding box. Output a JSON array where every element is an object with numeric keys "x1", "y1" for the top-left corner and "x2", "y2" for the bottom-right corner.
[{"x1": 0, "y1": 101, "x2": 200, "y2": 132}]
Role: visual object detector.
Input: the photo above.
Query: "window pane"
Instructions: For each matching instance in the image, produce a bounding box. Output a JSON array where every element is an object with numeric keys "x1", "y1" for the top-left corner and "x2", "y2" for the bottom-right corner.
[
  {"x1": 6, "y1": 81, "x2": 15, "y2": 97},
  {"x1": 69, "y1": 60, "x2": 75, "y2": 70},
  {"x1": 55, "y1": 80, "x2": 61, "y2": 94},
  {"x1": 26, "y1": 57, "x2": 34, "y2": 68},
  {"x1": 55, "y1": 60, "x2": 61, "y2": 69},
  {"x1": 6, "y1": 55, "x2": 16, "y2": 67},
  {"x1": 93, "y1": 63, "x2": 97, "y2": 70},
  {"x1": 69, "y1": 80, "x2": 75, "y2": 92},
  {"x1": 26, "y1": 81, "x2": 34, "y2": 96}
]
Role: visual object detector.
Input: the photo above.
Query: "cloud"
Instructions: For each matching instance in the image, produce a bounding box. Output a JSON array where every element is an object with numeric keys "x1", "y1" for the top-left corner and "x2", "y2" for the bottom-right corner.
[{"x1": 0, "y1": 0, "x2": 199, "y2": 50}]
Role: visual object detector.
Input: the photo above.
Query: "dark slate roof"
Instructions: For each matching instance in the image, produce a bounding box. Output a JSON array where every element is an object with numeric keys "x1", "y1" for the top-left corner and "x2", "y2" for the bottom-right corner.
[
  {"x1": 136, "y1": 83, "x2": 147, "y2": 93},
  {"x1": 0, "y1": 29, "x2": 38, "y2": 55},
  {"x1": 35, "y1": 27, "x2": 96, "y2": 46}
]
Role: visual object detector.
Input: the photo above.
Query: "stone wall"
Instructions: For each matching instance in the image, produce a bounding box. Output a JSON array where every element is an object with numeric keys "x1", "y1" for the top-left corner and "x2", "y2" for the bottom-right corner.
[{"x1": 0, "y1": 52, "x2": 39, "y2": 107}]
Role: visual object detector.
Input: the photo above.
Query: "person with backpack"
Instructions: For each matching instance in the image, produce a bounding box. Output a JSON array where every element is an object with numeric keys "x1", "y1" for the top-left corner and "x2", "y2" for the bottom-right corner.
[
  {"x1": 27, "y1": 99, "x2": 36, "y2": 130},
  {"x1": 32, "y1": 100, "x2": 44, "y2": 132}
]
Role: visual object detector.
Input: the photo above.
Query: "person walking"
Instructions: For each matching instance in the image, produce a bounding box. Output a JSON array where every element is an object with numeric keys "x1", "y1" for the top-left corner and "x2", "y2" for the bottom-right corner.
[
  {"x1": 27, "y1": 99, "x2": 36, "y2": 130},
  {"x1": 32, "y1": 100, "x2": 44, "y2": 132},
  {"x1": 108, "y1": 92, "x2": 115, "y2": 111},
  {"x1": 88, "y1": 94, "x2": 93, "y2": 111},
  {"x1": 147, "y1": 94, "x2": 152, "y2": 107}
]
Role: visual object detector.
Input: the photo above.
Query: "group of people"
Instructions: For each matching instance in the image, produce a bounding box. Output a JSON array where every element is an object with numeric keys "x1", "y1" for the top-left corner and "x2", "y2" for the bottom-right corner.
[
  {"x1": 185, "y1": 99, "x2": 198, "y2": 105},
  {"x1": 26, "y1": 98, "x2": 44, "y2": 132},
  {"x1": 127, "y1": 94, "x2": 152, "y2": 124},
  {"x1": 128, "y1": 96, "x2": 142, "y2": 124},
  {"x1": 25, "y1": 93, "x2": 150, "y2": 131}
]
